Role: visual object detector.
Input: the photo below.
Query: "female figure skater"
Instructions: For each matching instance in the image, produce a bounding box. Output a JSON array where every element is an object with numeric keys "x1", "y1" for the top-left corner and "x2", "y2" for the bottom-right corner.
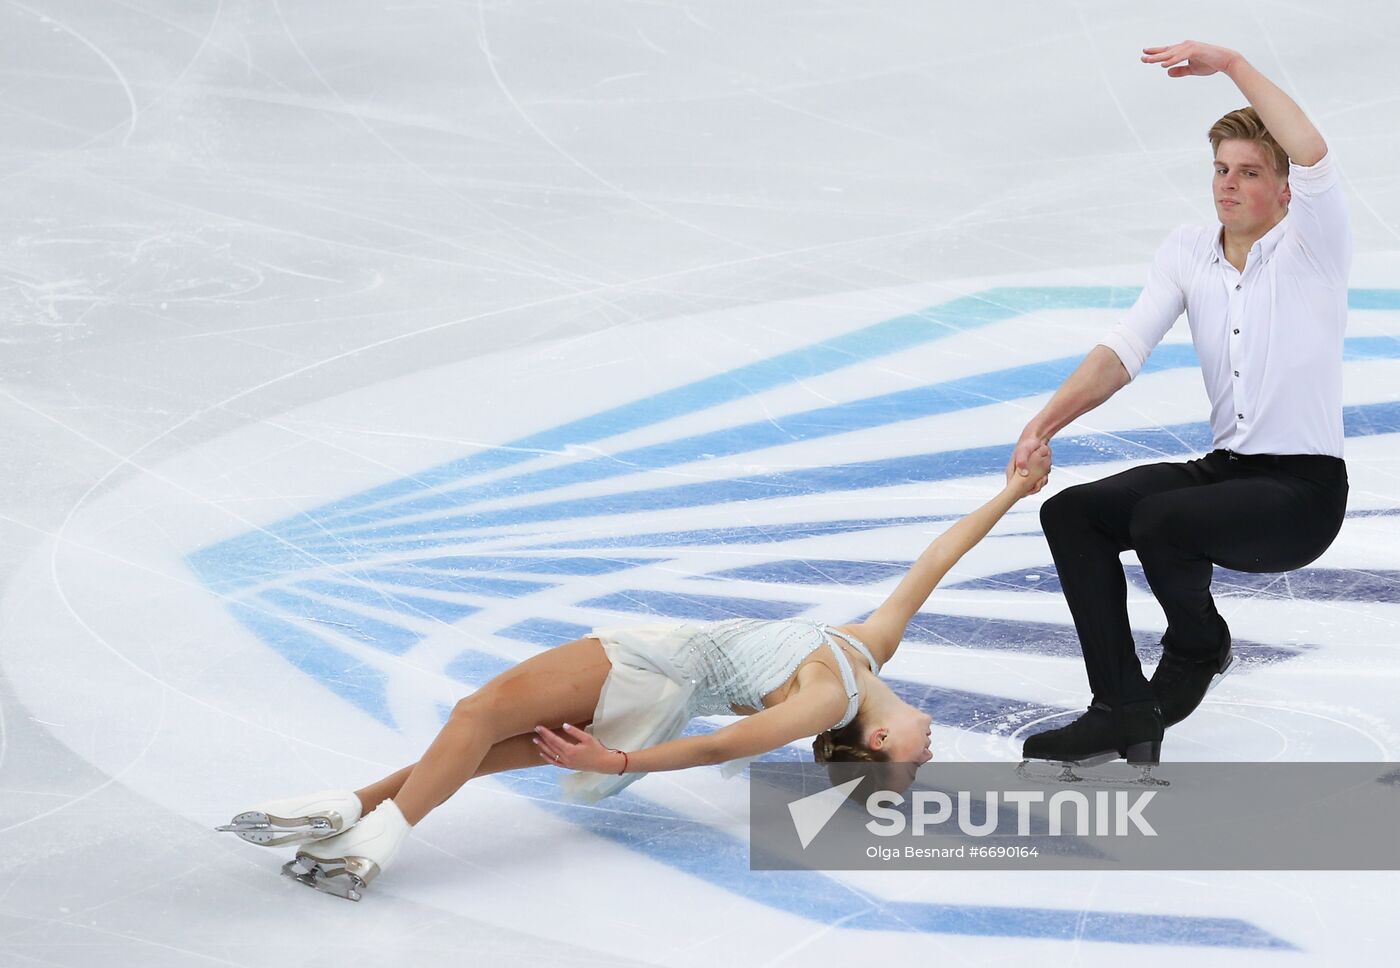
[{"x1": 219, "y1": 446, "x2": 1051, "y2": 900}]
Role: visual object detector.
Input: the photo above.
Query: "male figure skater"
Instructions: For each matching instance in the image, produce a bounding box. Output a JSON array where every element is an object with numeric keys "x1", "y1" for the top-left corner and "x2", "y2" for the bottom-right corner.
[{"x1": 1012, "y1": 40, "x2": 1351, "y2": 765}]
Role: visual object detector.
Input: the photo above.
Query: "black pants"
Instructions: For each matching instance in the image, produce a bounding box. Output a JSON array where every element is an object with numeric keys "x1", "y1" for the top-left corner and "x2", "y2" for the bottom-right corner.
[{"x1": 1040, "y1": 449, "x2": 1348, "y2": 705}]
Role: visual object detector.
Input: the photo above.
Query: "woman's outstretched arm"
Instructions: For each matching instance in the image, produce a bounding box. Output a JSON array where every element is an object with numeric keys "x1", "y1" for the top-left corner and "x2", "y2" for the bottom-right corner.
[
  {"x1": 843, "y1": 445, "x2": 1051, "y2": 665},
  {"x1": 534, "y1": 675, "x2": 848, "y2": 775}
]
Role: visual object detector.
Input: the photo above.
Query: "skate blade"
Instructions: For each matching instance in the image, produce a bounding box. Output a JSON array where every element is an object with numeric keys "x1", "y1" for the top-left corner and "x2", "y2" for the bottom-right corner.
[
  {"x1": 1017, "y1": 755, "x2": 1112, "y2": 785},
  {"x1": 280, "y1": 857, "x2": 365, "y2": 902},
  {"x1": 1017, "y1": 759, "x2": 1169, "y2": 787},
  {"x1": 1209, "y1": 654, "x2": 1237, "y2": 690},
  {"x1": 217, "y1": 811, "x2": 336, "y2": 847},
  {"x1": 1179, "y1": 654, "x2": 1238, "y2": 722}
]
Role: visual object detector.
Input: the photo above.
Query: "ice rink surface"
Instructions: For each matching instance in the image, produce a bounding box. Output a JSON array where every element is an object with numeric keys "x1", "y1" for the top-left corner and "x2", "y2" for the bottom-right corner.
[{"x1": 2, "y1": 1, "x2": 1398, "y2": 965}]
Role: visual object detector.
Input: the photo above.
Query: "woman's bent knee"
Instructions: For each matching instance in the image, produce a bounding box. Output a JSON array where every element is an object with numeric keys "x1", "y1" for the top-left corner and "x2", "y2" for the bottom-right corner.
[
  {"x1": 447, "y1": 696, "x2": 483, "y2": 727},
  {"x1": 446, "y1": 695, "x2": 510, "y2": 741}
]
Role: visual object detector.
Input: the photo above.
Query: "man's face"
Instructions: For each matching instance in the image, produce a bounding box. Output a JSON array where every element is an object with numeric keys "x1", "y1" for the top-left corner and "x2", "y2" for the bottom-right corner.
[{"x1": 1213, "y1": 139, "x2": 1291, "y2": 237}]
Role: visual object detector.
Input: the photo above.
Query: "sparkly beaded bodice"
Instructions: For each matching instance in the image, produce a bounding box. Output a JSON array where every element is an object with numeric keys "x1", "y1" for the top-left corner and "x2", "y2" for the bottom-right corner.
[{"x1": 667, "y1": 618, "x2": 880, "y2": 725}]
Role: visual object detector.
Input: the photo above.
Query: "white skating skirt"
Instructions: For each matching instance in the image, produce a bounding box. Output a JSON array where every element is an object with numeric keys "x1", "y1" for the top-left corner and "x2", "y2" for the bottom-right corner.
[{"x1": 561, "y1": 623, "x2": 747, "y2": 804}]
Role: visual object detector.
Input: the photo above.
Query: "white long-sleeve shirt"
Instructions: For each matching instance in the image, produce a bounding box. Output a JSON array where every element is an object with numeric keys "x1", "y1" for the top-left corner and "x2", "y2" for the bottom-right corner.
[{"x1": 1098, "y1": 151, "x2": 1352, "y2": 458}]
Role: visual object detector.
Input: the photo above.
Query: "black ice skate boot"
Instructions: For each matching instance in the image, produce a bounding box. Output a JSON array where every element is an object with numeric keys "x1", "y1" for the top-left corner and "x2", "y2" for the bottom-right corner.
[
  {"x1": 1150, "y1": 628, "x2": 1235, "y2": 728},
  {"x1": 1021, "y1": 699, "x2": 1164, "y2": 768}
]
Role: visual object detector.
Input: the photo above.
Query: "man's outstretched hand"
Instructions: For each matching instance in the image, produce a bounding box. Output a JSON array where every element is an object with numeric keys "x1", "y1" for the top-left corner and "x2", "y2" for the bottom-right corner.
[
  {"x1": 1007, "y1": 433, "x2": 1051, "y2": 496},
  {"x1": 1142, "y1": 41, "x2": 1239, "y2": 78},
  {"x1": 1007, "y1": 443, "x2": 1052, "y2": 497}
]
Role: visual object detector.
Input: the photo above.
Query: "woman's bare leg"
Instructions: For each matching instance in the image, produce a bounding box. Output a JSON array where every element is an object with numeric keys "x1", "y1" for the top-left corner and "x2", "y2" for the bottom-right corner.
[
  {"x1": 354, "y1": 765, "x2": 414, "y2": 814},
  {"x1": 354, "y1": 726, "x2": 589, "y2": 814},
  {"x1": 380, "y1": 636, "x2": 611, "y2": 825}
]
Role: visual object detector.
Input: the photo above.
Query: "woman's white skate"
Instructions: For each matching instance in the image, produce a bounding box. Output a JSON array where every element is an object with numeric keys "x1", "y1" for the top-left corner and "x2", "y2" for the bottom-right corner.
[
  {"x1": 216, "y1": 790, "x2": 362, "y2": 847},
  {"x1": 281, "y1": 799, "x2": 410, "y2": 902}
]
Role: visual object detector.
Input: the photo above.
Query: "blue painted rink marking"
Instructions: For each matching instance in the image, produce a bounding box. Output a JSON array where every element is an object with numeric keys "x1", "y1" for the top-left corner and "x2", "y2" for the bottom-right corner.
[
  {"x1": 693, "y1": 556, "x2": 1399, "y2": 605},
  {"x1": 579, "y1": 588, "x2": 811, "y2": 621},
  {"x1": 276, "y1": 323, "x2": 1398, "y2": 544},
  {"x1": 404, "y1": 554, "x2": 660, "y2": 575},
  {"x1": 698, "y1": 558, "x2": 909, "y2": 585},
  {"x1": 188, "y1": 288, "x2": 1399, "y2": 586},
  {"x1": 496, "y1": 618, "x2": 595, "y2": 646},
  {"x1": 273, "y1": 287, "x2": 1147, "y2": 532},
  {"x1": 515, "y1": 514, "x2": 966, "y2": 550},
  {"x1": 952, "y1": 564, "x2": 1400, "y2": 604},
  {"x1": 186, "y1": 286, "x2": 1400, "y2": 952},
  {"x1": 896, "y1": 612, "x2": 1300, "y2": 664},
  {"x1": 352, "y1": 568, "x2": 556, "y2": 599},
  {"x1": 293, "y1": 513, "x2": 968, "y2": 560},
  {"x1": 212, "y1": 400, "x2": 1391, "y2": 593},
  {"x1": 257, "y1": 589, "x2": 423, "y2": 655},
  {"x1": 490, "y1": 753, "x2": 1291, "y2": 949},
  {"x1": 225, "y1": 602, "x2": 396, "y2": 727},
  {"x1": 239, "y1": 400, "x2": 1398, "y2": 556},
  {"x1": 293, "y1": 579, "x2": 483, "y2": 623},
  {"x1": 276, "y1": 335, "x2": 1393, "y2": 543}
]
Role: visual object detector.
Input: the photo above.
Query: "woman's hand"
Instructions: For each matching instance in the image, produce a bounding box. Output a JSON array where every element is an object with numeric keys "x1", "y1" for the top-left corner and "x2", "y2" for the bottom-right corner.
[
  {"x1": 1141, "y1": 41, "x2": 1239, "y2": 79},
  {"x1": 1006, "y1": 443, "x2": 1051, "y2": 497},
  {"x1": 533, "y1": 723, "x2": 625, "y2": 774},
  {"x1": 1006, "y1": 432, "x2": 1052, "y2": 496}
]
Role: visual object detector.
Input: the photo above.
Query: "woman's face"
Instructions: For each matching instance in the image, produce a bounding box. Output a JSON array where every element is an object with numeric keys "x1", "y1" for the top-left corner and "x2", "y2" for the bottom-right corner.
[{"x1": 876, "y1": 702, "x2": 934, "y2": 764}]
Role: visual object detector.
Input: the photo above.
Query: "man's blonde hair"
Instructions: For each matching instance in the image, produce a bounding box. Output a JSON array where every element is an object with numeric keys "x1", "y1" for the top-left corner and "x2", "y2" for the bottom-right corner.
[{"x1": 1208, "y1": 106, "x2": 1289, "y2": 177}]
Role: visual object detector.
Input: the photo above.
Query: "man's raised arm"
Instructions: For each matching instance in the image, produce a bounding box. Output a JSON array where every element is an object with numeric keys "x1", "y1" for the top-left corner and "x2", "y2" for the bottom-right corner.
[{"x1": 1141, "y1": 41, "x2": 1327, "y2": 165}]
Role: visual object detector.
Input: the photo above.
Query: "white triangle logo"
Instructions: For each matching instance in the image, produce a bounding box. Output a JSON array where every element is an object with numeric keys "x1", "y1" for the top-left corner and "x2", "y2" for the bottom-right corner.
[{"x1": 787, "y1": 777, "x2": 863, "y2": 849}]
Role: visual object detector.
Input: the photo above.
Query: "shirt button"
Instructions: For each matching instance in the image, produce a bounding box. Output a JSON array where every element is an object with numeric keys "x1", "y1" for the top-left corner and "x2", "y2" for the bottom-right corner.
[
  {"x1": 1237, "y1": 413, "x2": 1245, "y2": 420},
  {"x1": 1235, "y1": 284, "x2": 1242, "y2": 290},
  {"x1": 1234, "y1": 370, "x2": 1240, "y2": 377},
  {"x1": 1233, "y1": 328, "x2": 1240, "y2": 335}
]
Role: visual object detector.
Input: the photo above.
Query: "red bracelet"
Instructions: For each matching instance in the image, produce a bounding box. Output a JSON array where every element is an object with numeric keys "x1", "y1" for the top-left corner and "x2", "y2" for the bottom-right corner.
[{"x1": 616, "y1": 749, "x2": 629, "y2": 775}]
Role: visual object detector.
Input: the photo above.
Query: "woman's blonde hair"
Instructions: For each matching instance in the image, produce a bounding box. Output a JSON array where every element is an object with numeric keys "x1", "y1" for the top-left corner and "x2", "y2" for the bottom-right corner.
[{"x1": 1208, "y1": 106, "x2": 1289, "y2": 177}]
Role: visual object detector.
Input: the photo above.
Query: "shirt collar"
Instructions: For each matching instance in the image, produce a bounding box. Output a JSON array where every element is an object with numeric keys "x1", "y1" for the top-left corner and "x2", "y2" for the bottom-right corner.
[{"x1": 1212, "y1": 211, "x2": 1291, "y2": 266}]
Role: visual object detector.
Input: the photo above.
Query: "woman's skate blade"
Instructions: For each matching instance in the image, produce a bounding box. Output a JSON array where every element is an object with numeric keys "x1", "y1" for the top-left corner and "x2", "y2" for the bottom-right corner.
[
  {"x1": 280, "y1": 856, "x2": 366, "y2": 902},
  {"x1": 216, "y1": 811, "x2": 336, "y2": 846},
  {"x1": 215, "y1": 791, "x2": 360, "y2": 847},
  {"x1": 276, "y1": 799, "x2": 406, "y2": 902}
]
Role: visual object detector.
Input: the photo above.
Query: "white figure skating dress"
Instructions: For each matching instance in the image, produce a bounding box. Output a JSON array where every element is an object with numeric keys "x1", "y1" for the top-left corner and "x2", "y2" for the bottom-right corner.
[{"x1": 563, "y1": 618, "x2": 881, "y2": 803}]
